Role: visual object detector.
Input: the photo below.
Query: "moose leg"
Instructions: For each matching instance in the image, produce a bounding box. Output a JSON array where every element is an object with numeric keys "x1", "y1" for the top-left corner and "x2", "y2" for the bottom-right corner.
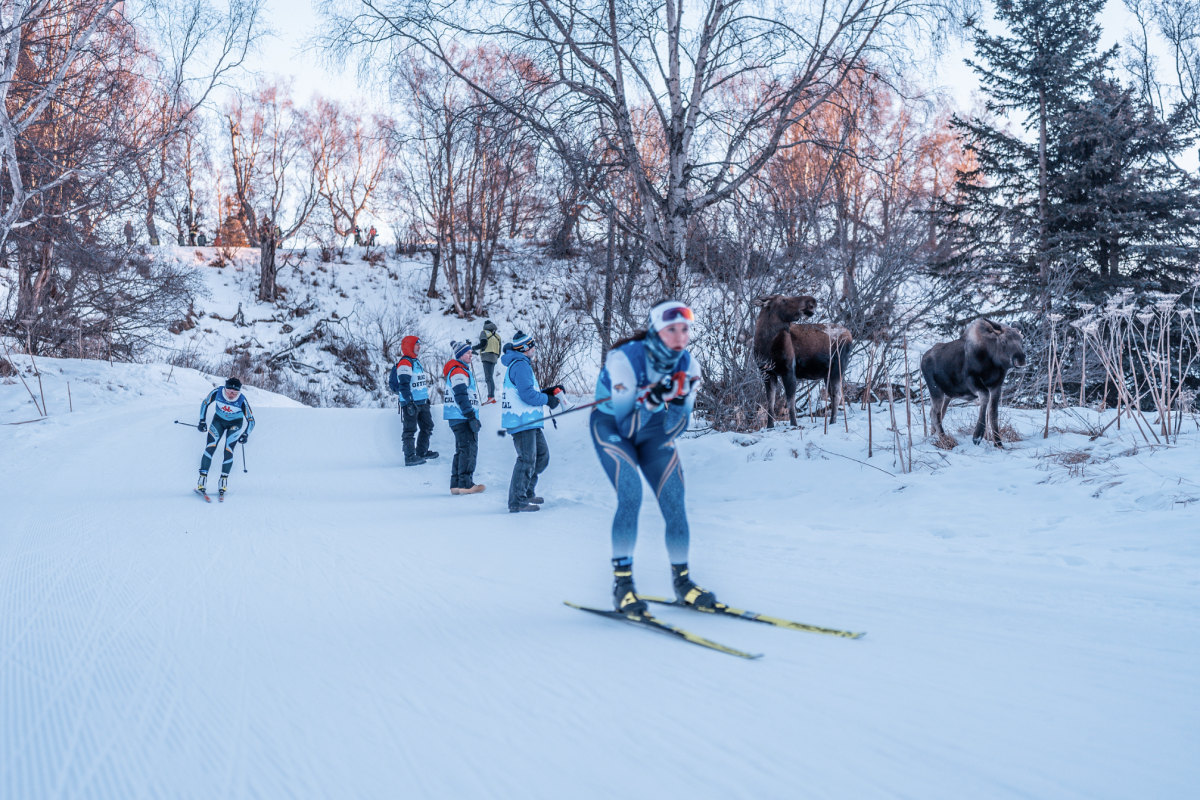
[
  {"x1": 928, "y1": 388, "x2": 947, "y2": 435},
  {"x1": 987, "y1": 387, "x2": 1004, "y2": 447},
  {"x1": 971, "y1": 391, "x2": 990, "y2": 445},
  {"x1": 764, "y1": 374, "x2": 777, "y2": 428},
  {"x1": 827, "y1": 370, "x2": 843, "y2": 424},
  {"x1": 783, "y1": 371, "x2": 799, "y2": 426}
]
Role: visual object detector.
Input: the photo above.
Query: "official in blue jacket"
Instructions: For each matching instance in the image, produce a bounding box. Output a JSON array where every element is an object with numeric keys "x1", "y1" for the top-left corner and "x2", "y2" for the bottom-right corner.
[{"x1": 501, "y1": 331, "x2": 563, "y2": 513}]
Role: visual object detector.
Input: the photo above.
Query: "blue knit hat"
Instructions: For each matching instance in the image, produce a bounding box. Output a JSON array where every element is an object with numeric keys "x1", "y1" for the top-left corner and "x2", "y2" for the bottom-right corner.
[
  {"x1": 452, "y1": 340, "x2": 472, "y2": 360},
  {"x1": 511, "y1": 331, "x2": 535, "y2": 352}
]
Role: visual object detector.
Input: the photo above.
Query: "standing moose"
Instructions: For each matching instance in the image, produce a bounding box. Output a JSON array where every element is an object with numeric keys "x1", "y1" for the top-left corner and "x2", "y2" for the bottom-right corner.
[
  {"x1": 753, "y1": 295, "x2": 853, "y2": 427},
  {"x1": 921, "y1": 318, "x2": 1027, "y2": 447}
]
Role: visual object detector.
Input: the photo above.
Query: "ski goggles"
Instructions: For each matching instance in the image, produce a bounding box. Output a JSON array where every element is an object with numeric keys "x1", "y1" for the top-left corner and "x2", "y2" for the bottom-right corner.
[{"x1": 649, "y1": 302, "x2": 695, "y2": 331}]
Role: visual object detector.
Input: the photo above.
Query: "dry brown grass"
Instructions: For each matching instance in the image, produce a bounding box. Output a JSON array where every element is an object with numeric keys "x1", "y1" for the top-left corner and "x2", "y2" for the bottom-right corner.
[{"x1": 933, "y1": 432, "x2": 958, "y2": 450}]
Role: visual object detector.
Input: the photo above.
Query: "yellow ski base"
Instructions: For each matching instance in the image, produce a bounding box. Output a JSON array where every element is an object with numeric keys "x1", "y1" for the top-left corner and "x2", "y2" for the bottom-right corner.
[
  {"x1": 565, "y1": 602, "x2": 762, "y2": 659},
  {"x1": 639, "y1": 597, "x2": 865, "y2": 639}
]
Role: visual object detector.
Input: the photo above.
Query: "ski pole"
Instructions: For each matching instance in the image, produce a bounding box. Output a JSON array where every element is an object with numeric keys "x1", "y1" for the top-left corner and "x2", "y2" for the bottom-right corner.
[
  {"x1": 242, "y1": 444, "x2": 248, "y2": 473},
  {"x1": 496, "y1": 399, "x2": 604, "y2": 437},
  {"x1": 174, "y1": 420, "x2": 200, "y2": 428}
]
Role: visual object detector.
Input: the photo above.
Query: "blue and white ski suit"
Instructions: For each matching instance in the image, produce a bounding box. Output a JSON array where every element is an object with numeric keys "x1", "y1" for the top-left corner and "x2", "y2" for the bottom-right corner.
[
  {"x1": 591, "y1": 339, "x2": 701, "y2": 564},
  {"x1": 199, "y1": 387, "x2": 255, "y2": 476}
]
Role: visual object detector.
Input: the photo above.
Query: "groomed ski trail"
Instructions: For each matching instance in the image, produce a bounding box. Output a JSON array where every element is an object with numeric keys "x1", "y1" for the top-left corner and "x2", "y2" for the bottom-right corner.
[{"x1": 0, "y1": 382, "x2": 1197, "y2": 799}]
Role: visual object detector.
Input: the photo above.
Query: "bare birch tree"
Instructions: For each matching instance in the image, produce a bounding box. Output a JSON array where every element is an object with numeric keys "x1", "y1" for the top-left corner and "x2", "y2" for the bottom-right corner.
[{"x1": 320, "y1": 0, "x2": 973, "y2": 296}]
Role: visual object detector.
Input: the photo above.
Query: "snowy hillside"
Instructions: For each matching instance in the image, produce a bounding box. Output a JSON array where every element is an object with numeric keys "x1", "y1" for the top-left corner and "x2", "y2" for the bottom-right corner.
[
  {"x1": 143, "y1": 244, "x2": 584, "y2": 408},
  {"x1": 2, "y1": 350, "x2": 1197, "y2": 798}
]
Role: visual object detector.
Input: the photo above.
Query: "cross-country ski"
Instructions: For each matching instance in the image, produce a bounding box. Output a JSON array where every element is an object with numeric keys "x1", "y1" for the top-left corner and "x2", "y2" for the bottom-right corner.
[
  {"x1": 564, "y1": 602, "x2": 762, "y2": 659},
  {"x1": 639, "y1": 596, "x2": 865, "y2": 639}
]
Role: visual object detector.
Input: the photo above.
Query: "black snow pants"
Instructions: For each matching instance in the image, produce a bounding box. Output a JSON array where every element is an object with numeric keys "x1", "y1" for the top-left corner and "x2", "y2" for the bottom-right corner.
[
  {"x1": 449, "y1": 420, "x2": 479, "y2": 489},
  {"x1": 481, "y1": 360, "x2": 497, "y2": 399},
  {"x1": 200, "y1": 416, "x2": 243, "y2": 476},
  {"x1": 401, "y1": 401, "x2": 435, "y2": 459},
  {"x1": 508, "y1": 428, "x2": 549, "y2": 511}
]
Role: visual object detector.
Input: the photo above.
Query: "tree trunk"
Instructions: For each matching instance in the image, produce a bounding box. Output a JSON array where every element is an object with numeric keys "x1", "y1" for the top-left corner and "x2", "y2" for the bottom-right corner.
[
  {"x1": 1038, "y1": 85, "x2": 1049, "y2": 305},
  {"x1": 258, "y1": 223, "x2": 278, "y2": 303},
  {"x1": 602, "y1": 209, "x2": 615, "y2": 355},
  {"x1": 426, "y1": 247, "x2": 440, "y2": 298}
]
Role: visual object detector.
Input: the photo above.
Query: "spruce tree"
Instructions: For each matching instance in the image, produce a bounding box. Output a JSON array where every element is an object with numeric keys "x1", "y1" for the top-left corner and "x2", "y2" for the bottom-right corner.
[
  {"x1": 946, "y1": 0, "x2": 1114, "y2": 308},
  {"x1": 1053, "y1": 79, "x2": 1200, "y2": 293}
]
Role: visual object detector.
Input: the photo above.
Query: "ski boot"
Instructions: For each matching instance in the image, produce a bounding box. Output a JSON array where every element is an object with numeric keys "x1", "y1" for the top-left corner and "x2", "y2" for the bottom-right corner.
[
  {"x1": 195, "y1": 472, "x2": 208, "y2": 494},
  {"x1": 218, "y1": 475, "x2": 229, "y2": 498},
  {"x1": 672, "y1": 563, "x2": 718, "y2": 609},
  {"x1": 612, "y1": 560, "x2": 648, "y2": 615}
]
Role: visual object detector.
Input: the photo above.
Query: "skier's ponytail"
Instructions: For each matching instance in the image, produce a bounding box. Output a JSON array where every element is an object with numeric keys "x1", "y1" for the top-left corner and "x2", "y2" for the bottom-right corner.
[{"x1": 609, "y1": 329, "x2": 648, "y2": 350}]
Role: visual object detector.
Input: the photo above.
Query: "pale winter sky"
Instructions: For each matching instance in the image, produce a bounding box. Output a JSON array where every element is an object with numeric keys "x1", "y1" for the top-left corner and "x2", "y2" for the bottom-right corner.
[{"x1": 243, "y1": 0, "x2": 1195, "y2": 170}]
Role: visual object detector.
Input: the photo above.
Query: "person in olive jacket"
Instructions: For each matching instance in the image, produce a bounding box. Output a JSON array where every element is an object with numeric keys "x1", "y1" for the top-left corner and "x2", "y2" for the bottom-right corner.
[{"x1": 472, "y1": 319, "x2": 502, "y2": 404}]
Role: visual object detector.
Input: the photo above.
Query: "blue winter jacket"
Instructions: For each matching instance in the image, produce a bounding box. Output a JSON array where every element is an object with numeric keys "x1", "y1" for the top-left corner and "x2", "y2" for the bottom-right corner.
[{"x1": 500, "y1": 345, "x2": 549, "y2": 433}]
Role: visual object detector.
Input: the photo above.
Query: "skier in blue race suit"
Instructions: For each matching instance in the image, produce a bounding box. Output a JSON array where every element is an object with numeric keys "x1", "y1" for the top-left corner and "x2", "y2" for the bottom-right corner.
[
  {"x1": 591, "y1": 301, "x2": 712, "y2": 614},
  {"x1": 196, "y1": 377, "x2": 255, "y2": 497}
]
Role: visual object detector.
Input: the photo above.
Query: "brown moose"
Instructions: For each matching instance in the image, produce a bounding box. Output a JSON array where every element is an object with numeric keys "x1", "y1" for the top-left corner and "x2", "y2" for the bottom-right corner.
[
  {"x1": 921, "y1": 318, "x2": 1027, "y2": 447},
  {"x1": 753, "y1": 294, "x2": 853, "y2": 427}
]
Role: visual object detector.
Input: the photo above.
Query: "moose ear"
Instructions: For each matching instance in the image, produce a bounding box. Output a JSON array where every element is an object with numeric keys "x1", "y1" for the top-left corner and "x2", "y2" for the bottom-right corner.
[{"x1": 753, "y1": 295, "x2": 774, "y2": 307}]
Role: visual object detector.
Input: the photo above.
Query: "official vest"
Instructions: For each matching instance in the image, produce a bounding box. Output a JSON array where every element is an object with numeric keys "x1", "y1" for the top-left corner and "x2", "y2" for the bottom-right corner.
[
  {"x1": 502, "y1": 359, "x2": 545, "y2": 433},
  {"x1": 396, "y1": 357, "x2": 431, "y2": 403},
  {"x1": 443, "y1": 366, "x2": 480, "y2": 421}
]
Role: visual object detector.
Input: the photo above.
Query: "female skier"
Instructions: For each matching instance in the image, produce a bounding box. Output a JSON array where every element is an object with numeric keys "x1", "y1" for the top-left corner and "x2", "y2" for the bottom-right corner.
[
  {"x1": 591, "y1": 301, "x2": 711, "y2": 614},
  {"x1": 195, "y1": 377, "x2": 255, "y2": 498}
]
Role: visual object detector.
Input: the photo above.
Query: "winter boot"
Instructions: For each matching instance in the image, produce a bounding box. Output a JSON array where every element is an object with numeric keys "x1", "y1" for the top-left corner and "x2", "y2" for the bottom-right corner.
[
  {"x1": 524, "y1": 496, "x2": 545, "y2": 504},
  {"x1": 509, "y1": 503, "x2": 540, "y2": 513},
  {"x1": 460, "y1": 484, "x2": 486, "y2": 495},
  {"x1": 450, "y1": 488, "x2": 462, "y2": 495},
  {"x1": 195, "y1": 472, "x2": 208, "y2": 493},
  {"x1": 612, "y1": 560, "x2": 647, "y2": 615},
  {"x1": 419, "y1": 450, "x2": 439, "y2": 460},
  {"x1": 671, "y1": 563, "x2": 717, "y2": 609},
  {"x1": 218, "y1": 475, "x2": 229, "y2": 497},
  {"x1": 405, "y1": 455, "x2": 427, "y2": 466}
]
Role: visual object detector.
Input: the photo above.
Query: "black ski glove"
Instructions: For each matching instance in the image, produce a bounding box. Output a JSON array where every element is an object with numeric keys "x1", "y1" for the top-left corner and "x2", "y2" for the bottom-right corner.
[
  {"x1": 468, "y1": 417, "x2": 481, "y2": 434},
  {"x1": 197, "y1": 421, "x2": 207, "y2": 433},
  {"x1": 643, "y1": 379, "x2": 672, "y2": 408},
  {"x1": 669, "y1": 376, "x2": 702, "y2": 406},
  {"x1": 545, "y1": 392, "x2": 560, "y2": 410},
  {"x1": 238, "y1": 433, "x2": 248, "y2": 444},
  {"x1": 403, "y1": 403, "x2": 417, "y2": 419}
]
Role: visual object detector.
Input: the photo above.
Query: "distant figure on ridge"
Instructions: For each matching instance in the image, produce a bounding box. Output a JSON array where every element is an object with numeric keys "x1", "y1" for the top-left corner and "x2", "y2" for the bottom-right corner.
[{"x1": 195, "y1": 377, "x2": 254, "y2": 501}]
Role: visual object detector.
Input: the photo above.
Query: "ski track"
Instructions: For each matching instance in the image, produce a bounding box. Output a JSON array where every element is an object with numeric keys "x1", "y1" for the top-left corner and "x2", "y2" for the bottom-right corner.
[{"x1": 1, "y1": 386, "x2": 1198, "y2": 799}]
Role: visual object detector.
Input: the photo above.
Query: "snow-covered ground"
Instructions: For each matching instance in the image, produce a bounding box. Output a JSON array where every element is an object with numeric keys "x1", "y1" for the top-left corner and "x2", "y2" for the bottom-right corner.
[{"x1": 1, "y1": 356, "x2": 1197, "y2": 799}]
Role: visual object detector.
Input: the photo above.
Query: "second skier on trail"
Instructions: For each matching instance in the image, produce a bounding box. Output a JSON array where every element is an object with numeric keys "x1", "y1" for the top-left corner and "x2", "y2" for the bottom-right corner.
[
  {"x1": 591, "y1": 301, "x2": 713, "y2": 615},
  {"x1": 195, "y1": 377, "x2": 254, "y2": 499}
]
